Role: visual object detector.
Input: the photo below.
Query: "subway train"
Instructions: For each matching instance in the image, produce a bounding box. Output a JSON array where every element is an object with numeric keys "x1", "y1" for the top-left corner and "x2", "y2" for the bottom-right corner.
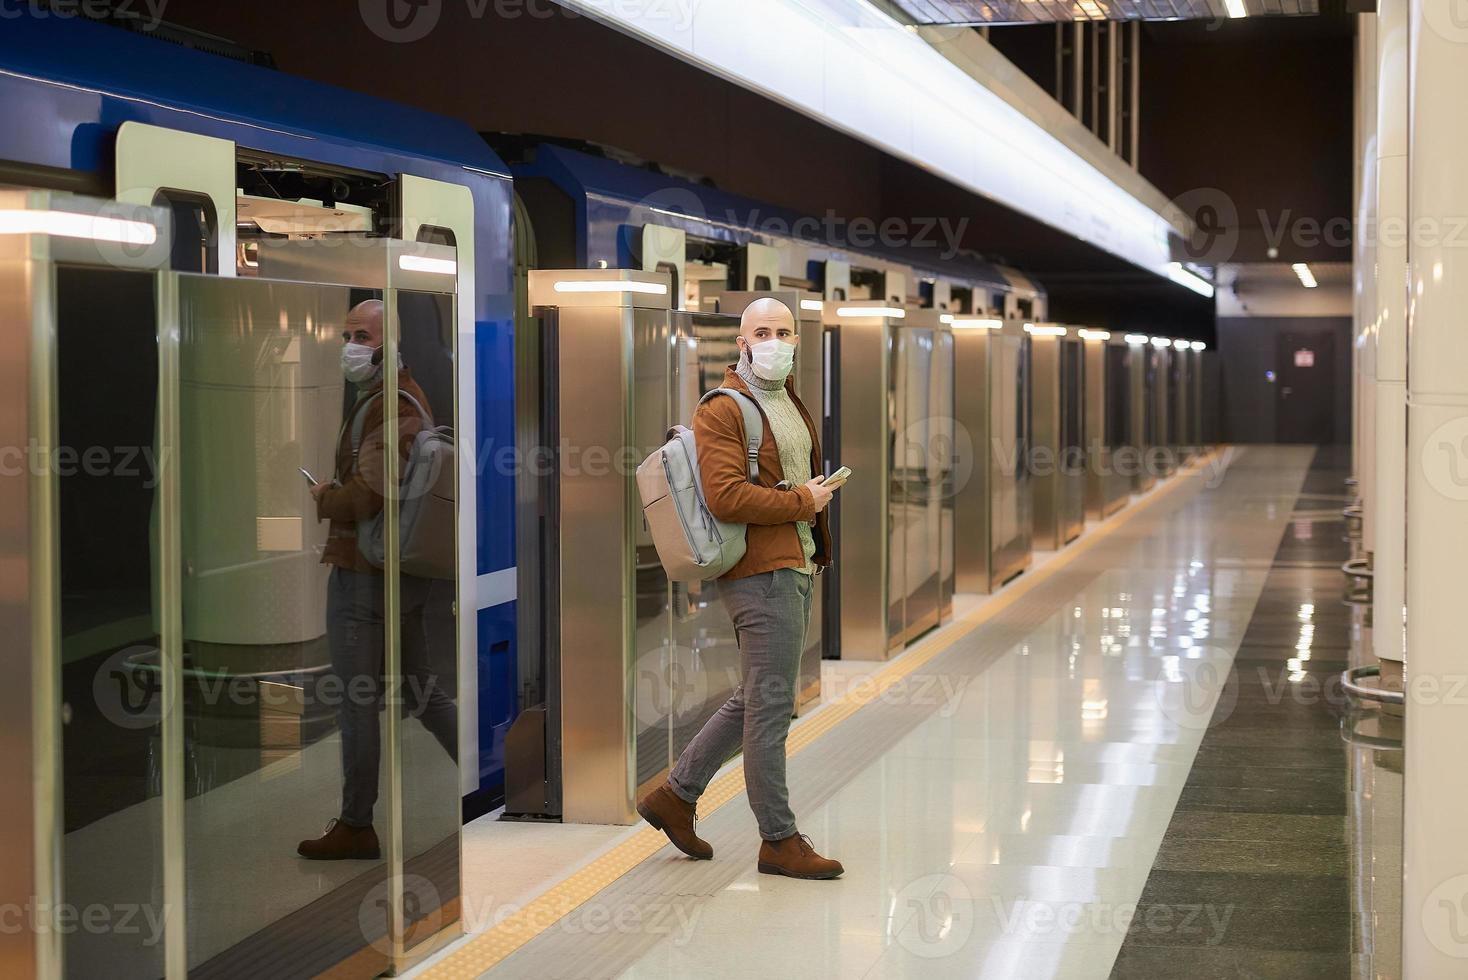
[{"x1": 0, "y1": 15, "x2": 1211, "y2": 978}]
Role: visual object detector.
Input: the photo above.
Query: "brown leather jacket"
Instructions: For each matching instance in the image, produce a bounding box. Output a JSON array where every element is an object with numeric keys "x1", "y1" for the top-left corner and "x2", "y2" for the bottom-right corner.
[
  {"x1": 317, "y1": 370, "x2": 431, "y2": 572},
  {"x1": 694, "y1": 366, "x2": 833, "y2": 579}
]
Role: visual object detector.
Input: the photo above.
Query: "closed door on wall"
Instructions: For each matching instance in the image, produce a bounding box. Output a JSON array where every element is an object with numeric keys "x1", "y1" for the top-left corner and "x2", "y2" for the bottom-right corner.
[{"x1": 1276, "y1": 330, "x2": 1336, "y2": 443}]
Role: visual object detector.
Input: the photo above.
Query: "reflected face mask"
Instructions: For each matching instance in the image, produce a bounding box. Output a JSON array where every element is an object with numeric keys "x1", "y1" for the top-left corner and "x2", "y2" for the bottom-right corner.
[
  {"x1": 746, "y1": 338, "x2": 796, "y2": 382},
  {"x1": 341, "y1": 342, "x2": 379, "y2": 384}
]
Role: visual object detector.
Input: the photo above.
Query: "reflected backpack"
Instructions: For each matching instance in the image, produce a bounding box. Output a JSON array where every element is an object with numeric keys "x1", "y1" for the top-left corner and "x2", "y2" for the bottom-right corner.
[
  {"x1": 347, "y1": 390, "x2": 457, "y2": 580},
  {"x1": 636, "y1": 388, "x2": 763, "y2": 582}
]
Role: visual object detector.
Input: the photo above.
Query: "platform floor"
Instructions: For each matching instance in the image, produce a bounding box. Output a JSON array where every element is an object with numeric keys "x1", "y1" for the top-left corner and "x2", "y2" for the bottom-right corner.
[{"x1": 409, "y1": 445, "x2": 1399, "y2": 980}]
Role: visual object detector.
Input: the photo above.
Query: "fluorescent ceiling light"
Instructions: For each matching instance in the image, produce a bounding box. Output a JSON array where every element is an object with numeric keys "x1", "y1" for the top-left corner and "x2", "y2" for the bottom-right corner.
[
  {"x1": 398, "y1": 254, "x2": 456, "y2": 275},
  {"x1": 1024, "y1": 323, "x2": 1068, "y2": 337},
  {"x1": 1190, "y1": 341, "x2": 1206, "y2": 351},
  {"x1": 949, "y1": 317, "x2": 1002, "y2": 330},
  {"x1": 836, "y1": 306, "x2": 906, "y2": 319},
  {"x1": 1077, "y1": 329, "x2": 1111, "y2": 340},
  {"x1": 800, "y1": 300, "x2": 825, "y2": 312},
  {"x1": 555, "y1": 0, "x2": 1190, "y2": 287},
  {"x1": 1151, "y1": 336, "x2": 1172, "y2": 348},
  {"x1": 1173, "y1": 339, "x2": 1190, "y2": 351},
  {"x1": 1292, "y1": 263, "x2": 1318, "y2": 288},
  {"x1": 1125, "y1": 334, "x2": 1150, "y2": 346},
  {"x1": 553, "y1": 279, "x2": 668, "y2": 295},
  {"x1": 1224, "y1": 0, "x2": 1248, "y2": 17},
  {"x1": 1166, "y1": 262, "x2": 1215, "y2": 298},
  {"x1": 0, "y1": 208, "x2": 158, "y2": 245}
]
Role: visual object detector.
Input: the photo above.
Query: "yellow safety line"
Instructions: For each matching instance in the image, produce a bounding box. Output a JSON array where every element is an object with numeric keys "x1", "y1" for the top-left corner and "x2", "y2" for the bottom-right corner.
[{"x1": 421, "y1": 449, "x2": 1229, "y2": 979}]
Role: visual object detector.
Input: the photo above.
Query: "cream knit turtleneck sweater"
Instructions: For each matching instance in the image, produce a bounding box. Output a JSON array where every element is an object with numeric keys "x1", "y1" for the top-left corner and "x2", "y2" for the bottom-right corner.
[{"x1": 736, "y1": 355, "x2": 816, "y2": 574}]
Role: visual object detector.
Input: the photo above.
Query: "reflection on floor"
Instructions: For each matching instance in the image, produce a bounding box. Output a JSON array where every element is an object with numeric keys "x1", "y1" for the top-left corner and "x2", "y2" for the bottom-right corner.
[
  {"x1": 1109, "y1": 446, "x2": 1386, "y2": 978},
  {"x1": 407, "y1": 446, "x2": 1402, "y2": 979}
]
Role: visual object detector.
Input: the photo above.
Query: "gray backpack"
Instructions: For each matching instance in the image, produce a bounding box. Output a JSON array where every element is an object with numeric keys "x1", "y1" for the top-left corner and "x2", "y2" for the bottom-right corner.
[
  {"x1": 346, "y1": 390, "x2": 457, "y2": 580},
  {"x1": 636, "y1": 388, "x2": 763, "y2": 582}
]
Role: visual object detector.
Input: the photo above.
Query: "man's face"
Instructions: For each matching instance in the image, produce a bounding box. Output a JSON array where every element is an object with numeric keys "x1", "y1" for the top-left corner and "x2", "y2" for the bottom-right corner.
[
  {"x1": 342, "y1": 305, "x2": 383, "y2": 349},
  {"x1": 737, "y1": 309, "x2": 798, "y2": 356}
]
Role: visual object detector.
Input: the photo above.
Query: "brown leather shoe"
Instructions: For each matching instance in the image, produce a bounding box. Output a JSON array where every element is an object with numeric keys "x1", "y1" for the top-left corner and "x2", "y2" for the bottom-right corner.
[
  {"x1": 297, "y1": 819, "x2": 381, "y2": 860},
  {"x1": 637, "y1": 782, "x2": 713, "y2": 860},
  {"x1": 758, "y1": 832, "x2": 843, "y2": 879}
]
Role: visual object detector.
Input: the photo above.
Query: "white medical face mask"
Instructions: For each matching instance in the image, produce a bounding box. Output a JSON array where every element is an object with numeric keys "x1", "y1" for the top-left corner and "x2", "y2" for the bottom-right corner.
[
  {"x1": 746, "y1": 338, "x2": 796, "y2": 382},
  {"x1": 341, "y1": 342, "x2": 379, "y2": 384}
]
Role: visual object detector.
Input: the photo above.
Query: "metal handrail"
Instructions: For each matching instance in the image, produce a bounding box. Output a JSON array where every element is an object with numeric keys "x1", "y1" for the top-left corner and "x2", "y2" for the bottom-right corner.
[
  {"x1": 1341, "y1": 664, "x2": 1405, "y2": 706},
  {"x1": 1340, "y1": 714, "x2": 1403, "y2": 751},
  {"x1": 1342, "y1": 505, "x2": 1362, "y2": 520},
  {"x1": 1341, "y1": 557, "x2": 1374, "y2": 579}
]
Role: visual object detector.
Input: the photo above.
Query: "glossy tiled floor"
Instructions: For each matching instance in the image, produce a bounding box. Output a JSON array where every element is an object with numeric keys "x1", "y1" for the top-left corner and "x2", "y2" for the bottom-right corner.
[
  {"x1": 468, "y1": 446, "x2": 1332, "y2": 979},
  {"x1": 1110, "y1": 446, "x2": 1365, "y2": 979}
]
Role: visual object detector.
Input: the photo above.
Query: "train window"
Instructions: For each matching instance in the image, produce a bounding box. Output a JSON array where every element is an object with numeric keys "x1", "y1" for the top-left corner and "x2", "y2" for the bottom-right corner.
[
  {"x1": 416, "y1": 223, "x2": 457, "y2": 248},
  {"x1": 849, "y1": 267, "x2": 882, "y2": 301},
  {"x1": 951, "y1": 286, "x2": 974, "y2": 315},
  {"x1": 752, "y1": 274, "x2": 772, "y2": 290},
  {"x1": 153, "y1": 188, "x2": 217, "y2": 273},
  {"x1": 1016, "y1": 297, "x2": 1034, "y2": 319}
]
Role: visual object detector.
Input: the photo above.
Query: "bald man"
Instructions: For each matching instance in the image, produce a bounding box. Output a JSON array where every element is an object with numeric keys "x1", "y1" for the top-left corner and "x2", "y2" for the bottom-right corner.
[
  {"x1": 298, "y1": 299, "x2": 458, "y2": 861},
  {"x1": 637, "y1": 298, "x2": 843, "y2": 879}
]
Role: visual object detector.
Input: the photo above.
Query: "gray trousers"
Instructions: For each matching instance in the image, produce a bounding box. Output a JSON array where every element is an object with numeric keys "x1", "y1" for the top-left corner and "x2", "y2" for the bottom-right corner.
[
  {"x1": 327, "y1": 565, "x2": 458, "y2": 828},
  {"x1": 669, "y1": 568, "x2": 814, "y2": 841}
]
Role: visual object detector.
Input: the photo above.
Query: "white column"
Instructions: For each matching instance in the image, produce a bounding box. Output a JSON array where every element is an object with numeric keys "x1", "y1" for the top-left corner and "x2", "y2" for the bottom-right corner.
[
  {"x1": 1374, "y1": 0, "x2": 1408, "y2": 668},
  {"x1": 1358, "y1": 14, "x2": 1380, "y2": 557},
  {"x1": 1353, "y1": 14, "x2": 1376, "y2": 486},
  {"x1": 1405, "y1": 1, "x2": 1468, "y2": 974}
]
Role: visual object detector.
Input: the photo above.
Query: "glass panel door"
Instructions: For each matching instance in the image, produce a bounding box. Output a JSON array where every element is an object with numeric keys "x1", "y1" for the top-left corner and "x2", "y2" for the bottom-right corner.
[
  {"x1": 392, "y1": 289, "x2": 461, "y2": 955},
  {"x1": 177, "y1": 275, "x2": 389, "y2": 977},
  {"x1": 631, "y1": 309, "x2": 673, "y2": 790},
  {"x1": 667, "y1": 312, "x2": 742, "y2": 768},
  {"x1": 57, "y1": 265, "x2": 167, "y2": 980}
]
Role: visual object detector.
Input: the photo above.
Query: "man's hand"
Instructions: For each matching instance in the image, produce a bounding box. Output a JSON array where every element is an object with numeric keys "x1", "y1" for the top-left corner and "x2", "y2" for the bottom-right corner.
[
  {"x1": 310, "y1": 481, "x2": 333, "y2": 503},
  {"x1": 804, "y1": 476, "x2": 835, "y2": 513}
]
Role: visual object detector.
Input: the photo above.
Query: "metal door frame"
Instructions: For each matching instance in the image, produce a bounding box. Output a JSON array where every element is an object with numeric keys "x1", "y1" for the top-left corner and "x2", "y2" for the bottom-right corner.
[{"x1": 0, "y1": 190, "x2": 172, "y2": 980}]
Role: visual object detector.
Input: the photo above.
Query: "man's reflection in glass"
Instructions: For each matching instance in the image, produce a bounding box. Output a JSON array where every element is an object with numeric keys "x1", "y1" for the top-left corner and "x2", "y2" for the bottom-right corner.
[{"x1": 297, "y1": 299, "x2": 457, "y2": 860}]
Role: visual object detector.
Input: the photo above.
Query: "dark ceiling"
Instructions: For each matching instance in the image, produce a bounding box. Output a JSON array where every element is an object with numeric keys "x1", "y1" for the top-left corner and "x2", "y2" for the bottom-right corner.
[{"x1": 146, "y1": 1, "x2": 1355, "y2": 340}]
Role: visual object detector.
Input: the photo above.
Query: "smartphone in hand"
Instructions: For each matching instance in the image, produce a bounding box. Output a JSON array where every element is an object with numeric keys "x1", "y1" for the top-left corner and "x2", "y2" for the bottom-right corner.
[{"x1": 822, "y1": 466, "x2": 852, "y2": 490}]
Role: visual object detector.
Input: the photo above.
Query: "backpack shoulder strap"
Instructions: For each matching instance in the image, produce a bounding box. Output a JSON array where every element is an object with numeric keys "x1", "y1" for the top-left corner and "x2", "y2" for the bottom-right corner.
[
  {"x1": 338, "y1": 391, "x2": 384, "y2": 479},
  {"x1": 699, "y1": 387, "x2": 763, "y2": 482},
  {"x1": 395, "y1": 390, "x2": 432, "y2": 427},
  {"x1": 345, "y1": 389, "x2": 436, "y2": 472}
]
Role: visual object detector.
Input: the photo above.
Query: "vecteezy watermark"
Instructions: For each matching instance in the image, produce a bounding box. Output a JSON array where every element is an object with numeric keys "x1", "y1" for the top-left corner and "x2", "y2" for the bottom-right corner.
[
  {"x1": 0, "y1": 442, "x2": 167, "y2": 486},
  {"x1": 358, "y1": 875, "x2": 444, "y2": 956},
  {"x1": 823, "y1": 671, "x2": 971, "y2": 717},
  {"x1": 1164, "y1": 187, "x2": 1241, "y2": 267},
  {"x1": 411, "y1": 891, "x2": 704, "y2": 945},
  {"x1": 0, "y1": 0, "x2": 170, "y2": 31},
  {"x1": 1153, "y1": 650, "x2": 1239, "y2": 732},
  {"x1": 893, "y1": 874, "x2": 975, "y2": 959},
  {"x1": 467, "y1": 433, "x2": 1234, "y2": 494},
  {"x1": 0, "y1": 898, "x2": 168, "y2": 945},
  {"x1": 993, "y1": 898, "x2": 1235, "y2": 945},
  {"x1": 632, "y1": 641, "x2": 722, "y2": 733},
  {"x1": 1421, "y1": 415, "x2": 1468, "y2": 501},
  {"x1": 92, "y1": 644, "x2": 454, "y2": 732},
  {"x1": 1422, "y1": 874, "x2": 1468, "y2": 958},
  {"x1": 632, "y1": 184, "x2": 973, "y2": 262},
  {"x1": 358, "y1": 0, "x2": 695, "y2": 44},
  {"x1": 1424, "y1": 0, "x2": 1468, "y2": 45}
]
